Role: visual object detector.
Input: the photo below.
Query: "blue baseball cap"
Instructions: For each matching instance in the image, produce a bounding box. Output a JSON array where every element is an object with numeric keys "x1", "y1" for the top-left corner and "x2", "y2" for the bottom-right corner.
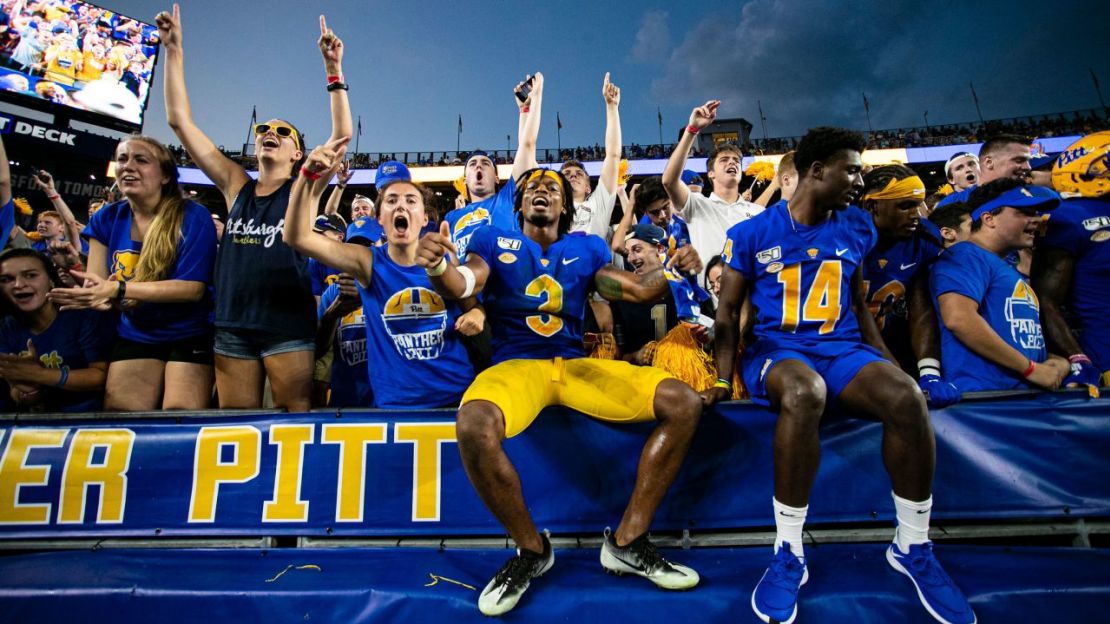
[
  {"x1": 374, "y1": 160, "x2": 411, "y2": 189},
  {"x1": 681, "y1": 169, "x2": 703, "y2": 185},
  {"x1": 971, "y1": 185, "x2": 1060, "y2": 222},
  {"x1": 313, "y1": 214, "x2": 346, "y2": 235},
  {"x1": 625, "y1": 223, "x2": 667, "y2": 246},
  {"x1": 346, "y1": 217, "x2": 384, "y2": 246}
]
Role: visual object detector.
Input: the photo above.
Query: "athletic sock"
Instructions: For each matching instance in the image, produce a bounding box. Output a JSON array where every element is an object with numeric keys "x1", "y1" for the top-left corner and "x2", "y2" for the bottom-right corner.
[
  {"x1": 773, "y1": 498, "x2": 808, "y2": 559},
  {"x1": 893, "y1": 492, "x2": 932, "y2": 553}
]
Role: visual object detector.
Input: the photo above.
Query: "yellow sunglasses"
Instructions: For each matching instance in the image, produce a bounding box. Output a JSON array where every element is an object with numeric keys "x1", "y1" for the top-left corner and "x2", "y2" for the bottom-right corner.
[{"x1": 253, "y1": 123, "x2": 301, "y2": 151}]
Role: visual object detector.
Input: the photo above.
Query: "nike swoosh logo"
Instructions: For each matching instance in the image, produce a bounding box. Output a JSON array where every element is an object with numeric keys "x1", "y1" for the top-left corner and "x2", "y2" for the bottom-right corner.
[
  {"x1": 915, "y1": 509, "x2": 929, "y2": 514},
  {"x1": 610, "y1": 550, "x2": 647, "y2": 572},
  {"x1": 835, "y1": 248, "x2": 849, "y2": 257},
  {"x1": 562, "y1": 257, "x2": 579, "y2": 265},
  {"x1": 900, "y1": 262, "x2": 917, "y2": 270}
]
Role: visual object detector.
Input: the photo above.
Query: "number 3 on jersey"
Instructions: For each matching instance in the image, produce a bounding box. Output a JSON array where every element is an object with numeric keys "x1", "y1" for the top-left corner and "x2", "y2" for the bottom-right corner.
[
  {"x1": 524, "y1": 274, "x2": 564, "y2": 337},
  {"x1": 777, "y1": 261, "x2": 842, "y2": 334}
]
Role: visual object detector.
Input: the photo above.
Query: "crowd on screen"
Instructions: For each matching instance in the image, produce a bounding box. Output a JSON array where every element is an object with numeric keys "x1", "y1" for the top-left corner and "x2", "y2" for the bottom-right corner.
[{"x1": 0, "y1": 0, "x2": 157, "y2": 123}]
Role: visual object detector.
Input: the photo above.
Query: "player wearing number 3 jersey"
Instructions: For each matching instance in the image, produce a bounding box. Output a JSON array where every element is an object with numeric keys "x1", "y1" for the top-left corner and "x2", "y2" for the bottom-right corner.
[
  {"x1": 707, "y1": 128, "x2": 975, "y2": 624},
  {"x1": 418, "y1": 167, "x2": 705, "y2": 616}
]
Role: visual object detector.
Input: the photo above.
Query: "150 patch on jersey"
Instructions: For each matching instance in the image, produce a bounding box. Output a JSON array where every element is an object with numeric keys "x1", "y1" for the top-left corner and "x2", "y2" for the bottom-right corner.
[
  {"x1": 1082, "y1": 216, "x2": 1110, "y2": 231},
  {"x1": 497, "y1": 237, "x2": 522, "y2": 250},
  {"x1": 756, "y1": 246, "x2": 781, "y2": 264}
]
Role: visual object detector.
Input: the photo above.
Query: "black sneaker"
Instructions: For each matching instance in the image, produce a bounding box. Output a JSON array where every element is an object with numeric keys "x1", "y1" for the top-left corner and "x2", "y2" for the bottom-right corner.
[
  {"x1": 478, "y1": 532, "x2": 554, "y2": 616},
  {"x1": 599, "y1": 529, "x2": 700, "y2": 590}
]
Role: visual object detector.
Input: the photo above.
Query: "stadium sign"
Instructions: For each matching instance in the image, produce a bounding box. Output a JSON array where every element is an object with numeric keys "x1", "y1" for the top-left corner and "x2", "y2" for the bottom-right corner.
[
  {"x1": 0, "y1": 112, "x2": 120, "y2": 158},
  {"x1": 0, "y1": 114, "x2": 77, "y2": 146}
]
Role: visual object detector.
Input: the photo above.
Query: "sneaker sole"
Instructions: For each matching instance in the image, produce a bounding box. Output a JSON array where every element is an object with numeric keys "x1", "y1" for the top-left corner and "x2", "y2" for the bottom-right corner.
[
  {"x1": 599, "y1": 546, "x2": 699, "y2": 590},
  {"x1": 750, "y1": 564, "x2": 808, "y2": 624},
  {"x1": 886, "y1": 545, "x2": 977, "y2": 624}
]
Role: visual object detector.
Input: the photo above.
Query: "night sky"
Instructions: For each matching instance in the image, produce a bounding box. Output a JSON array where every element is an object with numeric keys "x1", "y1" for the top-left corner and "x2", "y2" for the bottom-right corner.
[{"x1": 108, "y1": 0, "x2": 1110, "y2": 155}]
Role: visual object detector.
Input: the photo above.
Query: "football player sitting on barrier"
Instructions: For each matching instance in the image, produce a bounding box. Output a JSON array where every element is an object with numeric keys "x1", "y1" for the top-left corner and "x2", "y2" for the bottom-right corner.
[
  {"x1": 705, "y1": 127, "x2": 976, "y2": 624},
  {"x1": 417, "y1": 165, "x2": 704, "y2": 616}
]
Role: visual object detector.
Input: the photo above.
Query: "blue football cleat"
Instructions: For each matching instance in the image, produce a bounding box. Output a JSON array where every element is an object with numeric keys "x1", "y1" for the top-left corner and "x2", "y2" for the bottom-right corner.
[
  {"x1": 887, "y1": 542, "x2": 976, "y2": 624},
  {"x1": 752, "y1": 543, "x2": 808, "y2": 624}
]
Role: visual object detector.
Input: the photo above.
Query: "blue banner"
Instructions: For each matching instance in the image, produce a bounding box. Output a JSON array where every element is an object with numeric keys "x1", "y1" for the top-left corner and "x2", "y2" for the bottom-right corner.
[{"x1": 0, "y1": 391, "x2": 1106, "y2": 539}]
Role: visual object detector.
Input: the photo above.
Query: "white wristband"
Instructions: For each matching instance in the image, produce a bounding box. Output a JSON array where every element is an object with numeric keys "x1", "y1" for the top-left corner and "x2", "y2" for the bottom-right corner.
[
  {"x1": 917, "y1": 358, "x2": 941, "y2": 378},
  {"x1": 458, "y1": 265, "x2": 476, "y2": 298},
  {"x1": 425, "y1": 257, "x2": 448, "y2": 277}
]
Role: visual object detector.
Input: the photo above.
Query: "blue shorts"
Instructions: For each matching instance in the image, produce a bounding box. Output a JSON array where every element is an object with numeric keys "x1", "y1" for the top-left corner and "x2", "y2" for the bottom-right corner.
[
  {"x1": 740, "y1": 338, "x2": 885, "y2": 406},
  {"x1": 214, "y1": 328, "x2": 314, "y2": 360}
]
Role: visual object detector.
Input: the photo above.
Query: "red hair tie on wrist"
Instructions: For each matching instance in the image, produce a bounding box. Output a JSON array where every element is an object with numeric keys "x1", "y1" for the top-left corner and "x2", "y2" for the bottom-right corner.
[
  {"x1": 300, "y1": 167, "x2": 323, "y2": 181},
  {"x1": 686, "y1": 124, "x2": 700, "y2": 135}
]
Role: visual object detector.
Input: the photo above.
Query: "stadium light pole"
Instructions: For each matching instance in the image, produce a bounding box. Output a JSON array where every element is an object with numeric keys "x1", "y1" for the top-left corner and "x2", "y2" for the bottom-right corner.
[
  {"x1": 1091, "y1": 68, "x2": 1108, "y2": 115},
  {"x1": 924, "y1": 110, "x2": 929, "y2": 130}
]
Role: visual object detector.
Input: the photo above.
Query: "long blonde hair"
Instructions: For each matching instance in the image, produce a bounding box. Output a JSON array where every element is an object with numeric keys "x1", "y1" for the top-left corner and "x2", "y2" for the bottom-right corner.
[{"x1": 122, "y1": 135, "x2": 188, "y2": 283}]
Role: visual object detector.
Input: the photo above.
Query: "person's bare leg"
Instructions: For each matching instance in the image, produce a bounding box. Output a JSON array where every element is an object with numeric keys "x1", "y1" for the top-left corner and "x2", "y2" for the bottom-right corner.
[
  {"x1": 162, "y1": 362, "x2": 213, "y2": 409},
  {"x1": 455, "y1": 399, "x2": 544, "y2": 553},
  {"x1": 613, "y1": 379, "x2": 702, "y2": 546},
  {"x1": 104, "y1": 359, "x2": 164, "y2": 411},
  {"x1": 215, "y1": 355, "x2": 264, "y2": 408},
  {"x1": 263, "y1": 350, "x2": 314, "y2": 412},
  {"x1": 765, "y1": 360, "x2": 829, "y2": 507}
]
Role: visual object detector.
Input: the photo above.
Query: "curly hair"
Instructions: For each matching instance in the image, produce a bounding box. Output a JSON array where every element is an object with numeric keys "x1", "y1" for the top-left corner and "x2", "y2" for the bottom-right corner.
[
  {"x1": 794, "y1": 127, "x2": 866, "y2": 179},
  {"x1": 513, "y1": 168, "x2": 576, "y2": 235}
]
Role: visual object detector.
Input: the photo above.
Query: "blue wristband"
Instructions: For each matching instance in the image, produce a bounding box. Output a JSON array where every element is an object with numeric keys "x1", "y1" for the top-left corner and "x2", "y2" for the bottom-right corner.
[{"x1": 55, "y1": 365, "x2": 69, "y2": 388}]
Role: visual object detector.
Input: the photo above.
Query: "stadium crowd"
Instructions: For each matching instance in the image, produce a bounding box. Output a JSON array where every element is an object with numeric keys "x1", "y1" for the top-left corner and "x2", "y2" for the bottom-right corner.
[{"x1": 0, "y1": 7, "x2": 1108, "y2": 623}]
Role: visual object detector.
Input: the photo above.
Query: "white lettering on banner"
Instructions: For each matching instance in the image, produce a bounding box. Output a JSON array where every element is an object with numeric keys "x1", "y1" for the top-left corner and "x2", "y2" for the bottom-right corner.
[
  {"x1": 12, "y1": 121, "x2": 76, "y2": 146},
  {"x1": 225, "y1": 217, "x2": 285, "y2": 248}
]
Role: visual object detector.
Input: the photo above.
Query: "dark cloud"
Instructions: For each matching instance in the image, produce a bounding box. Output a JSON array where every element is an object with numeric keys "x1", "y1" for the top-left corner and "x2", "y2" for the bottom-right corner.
[
  {"x1": 651, "y1": 0, "x2": 1110, "y2": 137},
  {"x1": 632, "y1": 10, "x2": 671, "y2": 63}
]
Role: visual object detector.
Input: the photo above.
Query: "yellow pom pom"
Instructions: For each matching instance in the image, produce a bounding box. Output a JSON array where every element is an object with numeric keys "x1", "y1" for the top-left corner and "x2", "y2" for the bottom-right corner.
[
  {"x1": 13, "y1": 197, "x2": 32, "y2": 216},
  {"x1": 26, "y1": 230, "x2": 42, "y2": 241},
  {"x1": 587, "y1": 332, "x2": 617, "y2": 359},
  {"x1": 452, "y1": 176, "x2": 468, "y2": 202},
  {"x1": 936, "y1": 183, "x2": 954, "y2": 197},
  {"x1": 744, "y1": 161, "x2": 776, "y2": 183},
  {"x1": 646, "y1": 323, "x2": 716, "y2": 391},
  {"x1": 618, "y1": 159, "x2": 631, "y2": 186}
]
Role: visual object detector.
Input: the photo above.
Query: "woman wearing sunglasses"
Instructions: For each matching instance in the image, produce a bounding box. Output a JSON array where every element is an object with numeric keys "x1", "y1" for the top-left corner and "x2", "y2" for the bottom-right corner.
[
  {"x1": 0, "y1": 249, "x2": 114, "y2": 413},
  {"x1": 49, "y1": 136, "x2": 218, "y2": 411},
  {"x1": 156, "y1": 5, "x2": 352, "y2": 411}
]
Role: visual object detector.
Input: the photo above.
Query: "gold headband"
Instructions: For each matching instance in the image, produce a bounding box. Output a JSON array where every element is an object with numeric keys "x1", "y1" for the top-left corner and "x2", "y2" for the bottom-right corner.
[
  {"x1": 863, "y1": 175, "x2": 926, "y2": 201},
  {"x1": 525, "y1": 169, "x2": 567, "y2": 193}
]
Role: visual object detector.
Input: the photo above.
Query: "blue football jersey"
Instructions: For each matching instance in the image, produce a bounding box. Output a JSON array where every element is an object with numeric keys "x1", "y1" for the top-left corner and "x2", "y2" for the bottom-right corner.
[
  {"x1": 444, "y1": 177, "x2": 518, "y2": 259},
  {"x1": 468, "y1": 226, "x2": 611, "y2": 363},
  {"x1": 308, "y1": 257, "x2": 342, "y2": 297},
  {"x1": 318, "y1": 283, "x2": 372, "y2": 408},
  {"x1": 863, "y1": 231, "x2": 942, "y2": 337},
  {"x1": 931, "y1": 241, "x2": 1046, "y2": 392},
  {"x1": 358, "y1": 245, "x2": 474, "y2": 408},
  {"x1": 722, "y1": 203, "x2": 877, "y2": 348},
  {"x1": 1040, "y1": 197, "x2": 1110, "y2": 372},
  {"x1": 639, "y1": 213, "x2": 692, "y2": 255}
]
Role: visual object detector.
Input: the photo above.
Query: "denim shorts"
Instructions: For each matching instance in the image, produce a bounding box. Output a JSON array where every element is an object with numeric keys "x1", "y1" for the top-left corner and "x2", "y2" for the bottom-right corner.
[{"x1": 214, "y1": 328, "x2": 315, "y2": 360}]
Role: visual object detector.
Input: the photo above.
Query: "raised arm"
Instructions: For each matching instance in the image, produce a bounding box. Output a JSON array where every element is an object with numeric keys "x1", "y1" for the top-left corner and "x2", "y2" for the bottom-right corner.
[
  {"x1": 284, "y1": 137, "x2": 373, "y2": 285},
  {"x1": 663, "y1": 100, "x2": 719, "y2": 214},
  {"x1": 30, "y1": 170, "x2": 81, "y2": 246},
  {"x1": 155, "y1": 4, "x2": 249, "y2": 204},
  {"x1": 416, "y1": 221, "x2": 490, "y2": 300},
  {"x1": 611, "y1": 183, "x2": 637, "y2": 255},
  {"x1": 511, "y1": 72, "x2": 543, "y2": 180},
  {"x1": 323, "y1": 160, "x2": 351, "y2": 217},
  {"x1": 0, "y1": 133, "x2": 11, "y2": 207},
  {"x1": 594, "y1": 245, "x2": 702, "y2": 304},
  {"x1": 318, "y1": 16, "x2": 353, "y2": 143},
  {"x1": 597, "y1": 73, "x2": 621, "y2": 195}
]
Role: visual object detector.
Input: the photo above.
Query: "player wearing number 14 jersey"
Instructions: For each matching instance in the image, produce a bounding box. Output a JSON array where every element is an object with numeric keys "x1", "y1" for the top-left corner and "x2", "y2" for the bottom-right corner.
[
  {"x1": 706, "y1": 128, "x2": 975, "y2": 624},
  {"x1": 418, "y1": 167, "x2": 704, "y2": 616}
]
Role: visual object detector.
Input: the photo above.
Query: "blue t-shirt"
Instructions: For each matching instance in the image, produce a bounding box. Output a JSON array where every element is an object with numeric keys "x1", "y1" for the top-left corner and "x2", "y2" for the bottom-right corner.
[
  {"x1": 83, "y1": 199, "x2": 216, "y2": 343},
  {"x1": 723, "y1": 203, "x2": 876, "y2": 350},
  {"x1": 863, "y1": 230, "x2": 942, "y2": 339},
  {"x1": 0, "y1": 309, "x2": 114, "y2": 412},
  {"x1": 216, "y1": 179, "x2": 316, "y2": 339},
  {"x1": 0, "y1": 198, "x2": 13, "y2": 248},
  {"x1": 930, "y1": 241, "x2": 1046, "y2": 392},
  {"x1": 639, "y1": 213, "x2": 692, "y2": 255},
  {"x1": 308, "y1": 257, "x2": 341, "y2": 297},
  {"x1": 359, "y1": 245, "x2": 473, "y2": 408},
  {"x1": 443, "y1": 177, "x2": 518, "y2": 259},
  {"x1": 935, "y1": 186, "x2": 974, "y2": 209},
  {"x1": 317, "y1": 282, "x2": 372, "y2": 408},
  {"x1": 1040, "y1": 197, "x2": 1110, "y2": 372},
  {"x1": 468, "y1": 226, "x2": 611, "y2": 363}
]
